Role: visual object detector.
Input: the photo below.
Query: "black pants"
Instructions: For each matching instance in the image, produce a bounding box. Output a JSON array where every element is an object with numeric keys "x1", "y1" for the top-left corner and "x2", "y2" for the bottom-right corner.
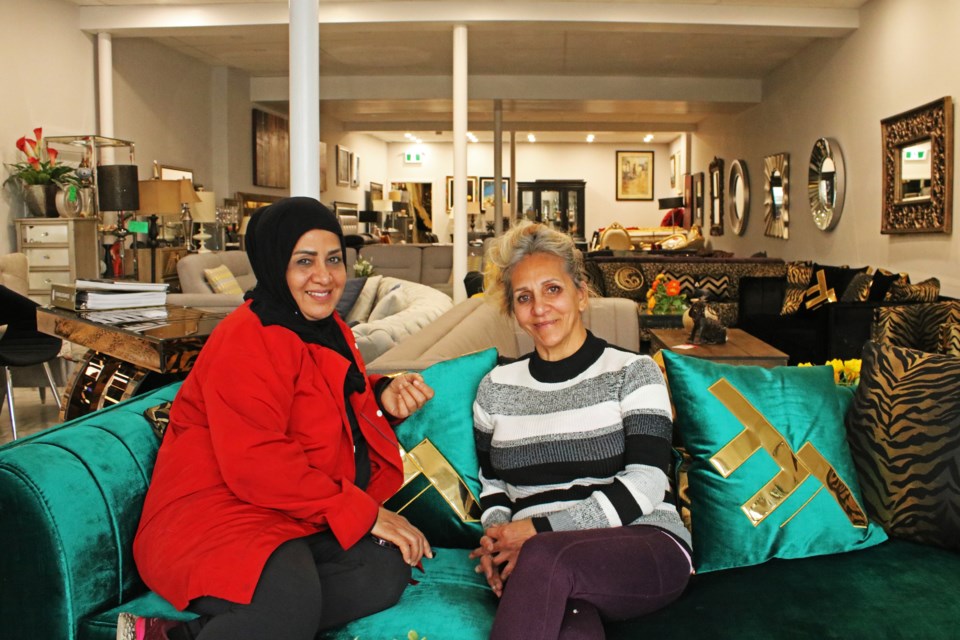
[{"x1": 186, "y1": 531, "x2": 411, "y2": 639}]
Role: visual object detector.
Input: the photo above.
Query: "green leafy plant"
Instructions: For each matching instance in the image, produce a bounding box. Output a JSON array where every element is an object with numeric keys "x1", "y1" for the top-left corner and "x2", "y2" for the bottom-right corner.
[
  {"x1": 645, "y1": 272, "x2": 688, "y2": 315},
  {"x1": 354, "y1": 256, "x2": 375, "y2": 277},
  {"x1": 4, "y1": 127, "x2": 77, "y2": 188}
]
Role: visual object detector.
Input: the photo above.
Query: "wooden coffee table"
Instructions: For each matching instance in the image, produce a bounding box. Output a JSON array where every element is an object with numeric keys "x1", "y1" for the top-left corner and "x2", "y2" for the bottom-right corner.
[
  {"x1": 648, "y1": 328, "x2": 788, "y2": 368},
  {"x1": 37, "y1": 305, "x2": 228, "y2": 420}
]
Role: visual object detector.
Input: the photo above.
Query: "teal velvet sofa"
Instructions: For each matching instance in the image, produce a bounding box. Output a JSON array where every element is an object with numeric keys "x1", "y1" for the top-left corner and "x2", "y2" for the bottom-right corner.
[{"x1": 2, "y1": 382, "x2": 959, "y2": 640}]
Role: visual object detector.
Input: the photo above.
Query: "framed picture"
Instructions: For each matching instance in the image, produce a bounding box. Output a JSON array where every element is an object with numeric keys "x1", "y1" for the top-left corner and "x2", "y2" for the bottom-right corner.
[
  {"x1": 670, "y1": 152, "x2": 681, "y2": 193},
  {"x1": 319, "y1": 141, "x2": 328, "y2": 193},
  {"x1": 693, "y1": 172, "x2": 705, "y2": 227},
  {"x1": 333, "y1": 201, "x2": 358, "y2": 217},
  {"x1": 252, "y1": 108, "x2": 290, "y2": 189},
  {"x1": 480, "y1": 177, "x2": 511, "y2": 210},
  {"x1": 336, "y1": 145, "x2": 351, "y2": 186},
  {"x1": 369, "y1": 181, "x2": 383, "y2": 202},
  {"x1": 446, "y1": 176, "x2": 478, "y2": 211},
  {"x1": 158, "y1": 164, "x2": 193, "y2": 182},
  {"x1": 616, "y1": 150, "x2": 654, "y2": 201},
  {"x1": 351, "y1": 153, "x2": 360, "y2": 188}
]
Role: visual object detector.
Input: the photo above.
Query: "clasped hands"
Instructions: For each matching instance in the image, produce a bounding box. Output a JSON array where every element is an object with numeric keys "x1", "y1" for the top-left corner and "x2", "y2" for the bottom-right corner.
[
  {"x1": 468, "y1": 519, "x2": 537, "y2": 597},
  {"x1": 379, "y1": 372, "x2": 434, "y2": 419}
]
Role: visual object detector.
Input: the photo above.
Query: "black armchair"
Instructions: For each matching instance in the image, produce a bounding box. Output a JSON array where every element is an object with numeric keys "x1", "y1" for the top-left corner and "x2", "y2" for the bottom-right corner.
[{"x1": 0, "y1": 285, "x2": 63, "y2": 440}]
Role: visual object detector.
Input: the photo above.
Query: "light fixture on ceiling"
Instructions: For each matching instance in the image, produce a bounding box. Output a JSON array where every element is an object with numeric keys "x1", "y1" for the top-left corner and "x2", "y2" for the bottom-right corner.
[
  {"x1": 586, "y1": 134, "x2": 595, "y2": 143},
  {"x1": 467, "y1": 132, "x2": 478, "y2": 143},
  {"x1": 527, "y1": 133, "x2": 536, "y2": 143},
  {"x1": 404, "y1": 132, "x2": 413, "y2": 140},
  {"x1": 644, "y1": 134, "x2": 654, "y2": 143}
]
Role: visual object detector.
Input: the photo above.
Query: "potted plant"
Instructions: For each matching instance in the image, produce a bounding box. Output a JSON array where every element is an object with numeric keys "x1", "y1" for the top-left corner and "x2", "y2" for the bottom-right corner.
[{"x1": 4, "y1": 127, "x2": 77, "y2": 217}]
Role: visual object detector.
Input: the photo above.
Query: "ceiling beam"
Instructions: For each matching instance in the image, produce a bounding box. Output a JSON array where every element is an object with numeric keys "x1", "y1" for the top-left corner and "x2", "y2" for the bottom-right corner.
[
  {"x1": 342, "y1": 121, "x2": 699, "y2": 133},
  {"x1": 253, "y1": 75, "x2": 762, "y2": 103},
  {"x1": 78, "y1": 2, "x2": 858, "y2": 36}
]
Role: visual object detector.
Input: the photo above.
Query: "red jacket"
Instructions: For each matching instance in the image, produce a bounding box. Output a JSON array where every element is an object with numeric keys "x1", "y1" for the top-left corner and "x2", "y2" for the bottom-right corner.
[{"x1": 133, "y1": 302, "x2": 403, "y2": 610}]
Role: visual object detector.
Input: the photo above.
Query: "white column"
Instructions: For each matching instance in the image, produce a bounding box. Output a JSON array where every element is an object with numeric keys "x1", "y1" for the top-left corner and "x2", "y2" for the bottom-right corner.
[
  {"x1": 452, "y1": 24, "x2": 468, "y2": 303},
  {"x1": 493, "y1": 99, "x2": 503, "y2": 237},
  {"x1": 97, "y1": 33, "x2": 113, "y2": 138},
  {"x1": 289, "y1": 0, "x2": 320, "y2": 198},
  {"x1": 510, "y1": 131, "x2": 517, "y2": 220}
]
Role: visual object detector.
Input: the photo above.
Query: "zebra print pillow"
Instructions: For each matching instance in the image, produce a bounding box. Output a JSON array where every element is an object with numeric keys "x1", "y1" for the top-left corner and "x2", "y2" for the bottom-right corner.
[
  {"x1": 780, "y1": 261, "x2": 813, "y2": 315},
  {"x1": 844, "y1": 341, "x2": 960, "y2": 551},
  {"x1": 941, "y1": 323, "x2": 960, "y2": 357}
]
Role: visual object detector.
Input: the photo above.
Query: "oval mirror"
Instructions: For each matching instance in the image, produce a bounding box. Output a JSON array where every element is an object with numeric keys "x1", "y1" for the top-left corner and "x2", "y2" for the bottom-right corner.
[
  {"x1": 727, "y1": 159, "x2": 749, "y2": 235},
  {"x1": 808, "y1": 137, "x2": 846, "y2": 231}
]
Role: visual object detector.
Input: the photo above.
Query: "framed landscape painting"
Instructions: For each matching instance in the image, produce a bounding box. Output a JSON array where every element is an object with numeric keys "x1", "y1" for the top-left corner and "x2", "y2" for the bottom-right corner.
[
  {"x1": 480, "y1": 177, "x2": 511, "y2": 210},
  {"x1": 616, "y1": 150, "x2": 654, "y2": 201}
]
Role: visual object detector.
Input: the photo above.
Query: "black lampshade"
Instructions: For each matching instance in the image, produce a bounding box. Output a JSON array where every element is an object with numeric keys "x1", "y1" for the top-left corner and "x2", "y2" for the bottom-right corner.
[
  {"x1": 658, "y1": 196, "x2": 684, "y2": 210},
  {"x1": 97, "y1": 164, "x2": 140, "y2": 212},
  {"x1": 358, "y1": 210, "x2": 379, "y2": 223}
]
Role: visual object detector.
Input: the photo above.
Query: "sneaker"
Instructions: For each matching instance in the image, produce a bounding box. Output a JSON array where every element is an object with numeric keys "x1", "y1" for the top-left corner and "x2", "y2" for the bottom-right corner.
[{"x1": 116, "y1": 613, "x2": 180, "y2": 640}]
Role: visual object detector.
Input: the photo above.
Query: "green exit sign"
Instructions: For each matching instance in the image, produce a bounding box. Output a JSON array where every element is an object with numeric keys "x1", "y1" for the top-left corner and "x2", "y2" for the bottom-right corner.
[{"x1": 404, "y1": 152, "x2": 423, "y2": 164}]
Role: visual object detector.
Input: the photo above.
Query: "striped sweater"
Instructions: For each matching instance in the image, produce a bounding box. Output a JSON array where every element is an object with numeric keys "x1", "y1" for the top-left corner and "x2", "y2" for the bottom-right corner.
[{"x1": 473, "y1": 332, "x2": 691, "y2": 548}]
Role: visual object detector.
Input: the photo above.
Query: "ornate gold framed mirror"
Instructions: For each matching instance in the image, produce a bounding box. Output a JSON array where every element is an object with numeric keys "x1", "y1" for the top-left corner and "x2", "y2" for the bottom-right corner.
[
  {"x1": 881, "y1": 96, "x2": 953, "y2": 234},
  {"x1": 727, "y1": 159, "x2": 749, "y2": 236},
  {"x1": 763, "y1": 153, "x2": 789, "y2": 239},
  {"x1": 808, "y1": 138, "x2": 845, "y2": 231},
  {"x1": 709, "y1": 157, "x2": 724, "y2": 236}
]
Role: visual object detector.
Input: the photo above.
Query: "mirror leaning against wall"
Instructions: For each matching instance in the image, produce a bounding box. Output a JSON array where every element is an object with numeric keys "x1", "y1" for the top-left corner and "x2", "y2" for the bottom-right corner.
[
  {"x1": 808, "y1": 137, "x2": 846, "y2": 231},
  {"x1": 727, "y1": 159, "x2": 750, "y2": 236}
]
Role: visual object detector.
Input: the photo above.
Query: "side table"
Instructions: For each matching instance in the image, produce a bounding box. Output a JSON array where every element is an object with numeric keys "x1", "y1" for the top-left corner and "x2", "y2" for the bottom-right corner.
[
  {"x1": 649, "y1": 328, "x2": 788, "y2": 368},
  {"x1": 37, "y1": 305, "x2": 227, "y2": 420}
]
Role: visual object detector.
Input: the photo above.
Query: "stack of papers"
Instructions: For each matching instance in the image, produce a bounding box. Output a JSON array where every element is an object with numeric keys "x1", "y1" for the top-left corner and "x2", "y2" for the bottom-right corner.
[{"x1": 51, "y1": 279, "x2": 170, "y2": 311}]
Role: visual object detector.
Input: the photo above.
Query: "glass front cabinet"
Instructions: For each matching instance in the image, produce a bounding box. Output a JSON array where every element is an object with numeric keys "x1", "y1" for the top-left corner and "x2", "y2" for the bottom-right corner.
[{"x1": 516, "y1": 180, "x2": 586, "y2": 241}]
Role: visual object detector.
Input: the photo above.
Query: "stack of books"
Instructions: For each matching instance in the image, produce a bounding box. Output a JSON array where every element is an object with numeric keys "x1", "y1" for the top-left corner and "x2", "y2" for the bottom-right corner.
[{"x1": 51, "y1": 279, "x2": 169, "y2": 312}]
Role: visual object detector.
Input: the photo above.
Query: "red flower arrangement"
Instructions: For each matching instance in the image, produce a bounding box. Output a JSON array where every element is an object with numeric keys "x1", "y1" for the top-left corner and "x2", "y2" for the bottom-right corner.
[
  {"x1": 646, "y1": 273, "x2": 689, "y2": 315},
  {"x1": 4, "y1": 127, "x2": 76, "y2": 187}
]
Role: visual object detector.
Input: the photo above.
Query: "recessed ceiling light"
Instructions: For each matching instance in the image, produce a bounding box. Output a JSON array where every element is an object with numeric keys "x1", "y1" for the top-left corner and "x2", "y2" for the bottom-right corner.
[
  {"x1": 586, "y1": 134, "x2": 595, "y2": 143},
  {"x1": 527, "y1": 133, "x2": 536, "y2": 143},
  {"x1": 644, "y1": 134, "x2": 654, "y2": 143},
  {"x1": 404, "y1": 132, "x2": 413, "y2": 139}
]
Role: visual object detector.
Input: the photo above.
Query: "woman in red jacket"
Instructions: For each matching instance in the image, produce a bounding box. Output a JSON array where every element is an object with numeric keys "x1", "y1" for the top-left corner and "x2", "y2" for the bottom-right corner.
[{"x1": 121, "y1": 197, "x2": 434, "y2": 640}]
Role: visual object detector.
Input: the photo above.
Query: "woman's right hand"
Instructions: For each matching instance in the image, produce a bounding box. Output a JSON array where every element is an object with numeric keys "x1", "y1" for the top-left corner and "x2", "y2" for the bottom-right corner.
[{"x1": 370, "y1": 507, "x2": 433, "y2": 566}]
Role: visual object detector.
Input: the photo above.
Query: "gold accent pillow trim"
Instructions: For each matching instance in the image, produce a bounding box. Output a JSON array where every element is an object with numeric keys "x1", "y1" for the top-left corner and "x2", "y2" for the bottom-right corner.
[{"x1": 397, "y1": 438, "x2": 481, "y2": 523}]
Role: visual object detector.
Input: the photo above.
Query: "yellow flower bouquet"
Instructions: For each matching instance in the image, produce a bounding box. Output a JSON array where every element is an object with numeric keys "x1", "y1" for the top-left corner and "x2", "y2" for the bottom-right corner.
[
  {"x1": 798, "y1": 358, "x2": 861, "y2": 386},
  {"x1": 645, "y1": 273, "x2": 688, "y2": 315}
]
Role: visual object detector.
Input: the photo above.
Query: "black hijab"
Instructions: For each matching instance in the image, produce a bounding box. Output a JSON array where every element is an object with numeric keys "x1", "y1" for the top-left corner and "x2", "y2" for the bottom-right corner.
[{"x1": 244, "y1": 197, "x2": 365, "y2": 393}]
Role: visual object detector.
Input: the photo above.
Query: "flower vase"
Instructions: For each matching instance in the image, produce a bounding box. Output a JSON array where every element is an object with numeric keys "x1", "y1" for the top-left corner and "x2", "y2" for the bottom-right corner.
[{"x1": 23, "y1": 184, "x2": 60, "y2": 218}]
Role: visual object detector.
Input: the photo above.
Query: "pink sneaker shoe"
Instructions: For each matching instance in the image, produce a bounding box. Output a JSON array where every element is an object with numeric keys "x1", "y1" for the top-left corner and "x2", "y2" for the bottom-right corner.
[{"x1": 116, "y1": 612, "x2": 180, "y2": 640}]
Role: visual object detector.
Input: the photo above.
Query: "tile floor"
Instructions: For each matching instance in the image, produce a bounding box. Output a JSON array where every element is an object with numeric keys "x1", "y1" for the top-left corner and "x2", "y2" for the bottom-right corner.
[{"x1": 0, "y1": 386, "x2": 64, "y2": 444}]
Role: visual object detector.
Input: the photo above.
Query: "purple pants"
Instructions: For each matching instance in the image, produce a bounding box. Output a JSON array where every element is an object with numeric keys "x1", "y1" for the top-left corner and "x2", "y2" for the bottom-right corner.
[{"x1": 490, "y1": 526, "x2": 691, "y2": 640}]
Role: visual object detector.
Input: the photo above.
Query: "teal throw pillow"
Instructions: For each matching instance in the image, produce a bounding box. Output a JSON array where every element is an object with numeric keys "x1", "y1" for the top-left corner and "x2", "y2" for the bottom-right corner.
[
  {"x1": 662, "y1": 351, "x2": 887, "y2": 573},
  {"x1": 385, "y1": 348, "x2": 498, "y2": 548}
]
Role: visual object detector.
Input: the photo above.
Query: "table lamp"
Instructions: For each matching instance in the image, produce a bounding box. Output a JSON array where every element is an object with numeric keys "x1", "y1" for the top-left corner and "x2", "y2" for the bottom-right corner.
[
  {"x1": 138, "y1": 179, "x2": 198, "y2": 281},
  {"x1": 190, "y1": 191, "x2": 217, "y2": 252},
  {"x1": 98, "y1": 164, "x2": 140, "y2": 279}
]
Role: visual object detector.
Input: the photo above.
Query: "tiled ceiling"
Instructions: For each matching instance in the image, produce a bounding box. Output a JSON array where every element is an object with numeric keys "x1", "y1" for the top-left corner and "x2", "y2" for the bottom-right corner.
[{"x1": 68, "y1": 0, "x2": 871, "y2": 142}]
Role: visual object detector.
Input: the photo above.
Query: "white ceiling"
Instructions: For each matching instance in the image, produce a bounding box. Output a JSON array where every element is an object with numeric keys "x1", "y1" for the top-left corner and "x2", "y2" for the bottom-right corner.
[{"x1": 68, "y1": 0, "x2": 871, "y2": 143}]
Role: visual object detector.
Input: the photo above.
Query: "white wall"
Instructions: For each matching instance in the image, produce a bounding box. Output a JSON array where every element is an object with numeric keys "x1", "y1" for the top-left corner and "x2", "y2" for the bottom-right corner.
[
  {"x1": 0, "y1": 0, "x2": 96, "y2": 253},
  {"x1": 692, "y1": 0, "x2": 960, "y2": 297},
  {"x1": 387, "y1": 140, "x2": 673, "y2": 240}
]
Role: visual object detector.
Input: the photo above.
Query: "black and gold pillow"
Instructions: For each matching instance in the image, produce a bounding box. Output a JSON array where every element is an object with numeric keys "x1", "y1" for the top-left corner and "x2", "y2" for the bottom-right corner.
[
  {"x1": 803, "y1": 264, "x2": 870, "y2": 311},
  {"x1": 867, "y1": 269, "x2": 907, "y2": 302},
  {"x1": 940, "y1": 323, "x2": 960, "y2": 357},
  {"x1": 144, "y1": 402, "x2": 172, "y2": 440},
  {"x1": 780, "y1": 261, "x2": 813, "y2": 315},
  {"x1": 844, "y1": 341, "x2": 960, "y2": 552},
  {"x1": 696, "y1": 274, "x2": 730, "y2": 300},
  {"x1": 596, "y1": 262, "x2": 647, "y2": 301},
  {"x1": 886, "y1": 277, "x2": 941, "y2": 303},
  {"x1": 841, "y1": 272, "x2": 874, "y2": 302},
  {"x1": 662, "y1": 271, "x2": 697, "y2": 297}
]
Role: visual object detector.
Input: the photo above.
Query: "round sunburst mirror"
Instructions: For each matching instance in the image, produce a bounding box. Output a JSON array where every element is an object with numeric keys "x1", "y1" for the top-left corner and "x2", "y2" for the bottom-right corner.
[
  {"x1": 763, "y1": 153, "x2": 790, "y2": 239},
  {"x1": 808, "y1": 137, "x2": 846, "y2": 231}
]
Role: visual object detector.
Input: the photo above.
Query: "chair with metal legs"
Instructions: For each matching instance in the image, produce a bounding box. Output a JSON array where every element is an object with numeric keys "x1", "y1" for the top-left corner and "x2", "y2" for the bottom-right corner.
[{"x1": 0, "y1": 285, "x2": 63, "y2": 440}]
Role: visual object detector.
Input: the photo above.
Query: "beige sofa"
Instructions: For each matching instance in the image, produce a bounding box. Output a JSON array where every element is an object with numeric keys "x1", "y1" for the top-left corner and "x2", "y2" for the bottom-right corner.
[
  {"x1": 358, "y1": 244, "x2": 454, "y2": 296},
  {"x1": 365, "y1": 295, "x2": 640, "y2": 374}
]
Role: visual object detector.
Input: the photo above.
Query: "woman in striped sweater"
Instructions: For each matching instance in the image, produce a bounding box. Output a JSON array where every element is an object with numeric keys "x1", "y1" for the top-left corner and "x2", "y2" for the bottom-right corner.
[{"x1": 470, "y1": 223, "x2": 691, "y2": 639}]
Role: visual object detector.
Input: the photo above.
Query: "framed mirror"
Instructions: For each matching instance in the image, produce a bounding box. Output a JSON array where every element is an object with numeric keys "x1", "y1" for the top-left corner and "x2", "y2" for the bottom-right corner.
[
  {"x1": 727, "y1": 159, "x2": 750, "y2": 236},
  {"x1": 692, "y1": 172, "x2": 705, "y2": 228},
  {"x1": 763, "y1": 153, "x2": 789, "y2": 239},
  {"x1": 881, "y1": 96, "x2": 953, "y2": 234},
  {"x1": 808, "y1": 138, "x2": 846, "y2": 231},
  {"x1": 709, "y1": 157, "x2": 724, "y2": 236}
]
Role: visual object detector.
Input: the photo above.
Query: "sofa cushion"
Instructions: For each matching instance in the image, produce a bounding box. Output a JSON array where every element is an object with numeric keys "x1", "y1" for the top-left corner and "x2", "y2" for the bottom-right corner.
[
  {"x1": 385, "y1": 348, "x2": 497, "y2": 548},
  {"x1": 840, "y1": 272, "x2": 873, "y2": 302},
  {"x1": 874, "y1": 300, "x2": 960, "y2": 353},
  {"x1": 320, "y1": 548, "x2": 496, "y2": 640},
  {"x1": 367, "y1": 282, "x2": 407, "y2": 322},
  {"x1": 662, "y1": 351, "x2": 887, "y2": 572},
  {"x1": 780, "y1": 261, "x2": 813, "y2": 315},
  {"x1": 334, "y1": 276, "x2": 368, "y2": 319},
  {"x1": 845, "y1": 341, "x2": 960, "y2": 551},
  {"x1": 596, "y1": 261, "x2": 647, "y2": 302},
  {"x1": 867, "y1": 268, "x2": 906, "y2": 301},
  {"x1": 203, "y1": 264, "x2": 244, "y2": 295},
  {"x1": 941, "y1": 322, "x2": 960, "y2": 357},
  {"x1": 343, "y1": 275, "x2": 383, "y2": 325},
  {"x1": 144, "y1": 402, "x2": 173, "y2": 440},
  {"x1": 886, "y1": 276, "x2": 941, "y2": 302},
  {"x1": 802, "y1": 264, "x2": 869, "y2": 312}
]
